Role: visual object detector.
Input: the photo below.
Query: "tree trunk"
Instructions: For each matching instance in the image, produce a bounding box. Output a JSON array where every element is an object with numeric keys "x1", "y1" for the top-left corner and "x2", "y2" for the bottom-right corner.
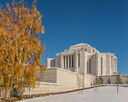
[
  {"x1": 4, "y1": 88, "x2": 7, "y2": 98},
  {"x1": 13, "y1": 87, "x2": 18, "y2": 97}
]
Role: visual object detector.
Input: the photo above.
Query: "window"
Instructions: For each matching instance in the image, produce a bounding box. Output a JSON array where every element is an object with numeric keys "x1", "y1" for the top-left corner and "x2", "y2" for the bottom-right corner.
[
  {"x1": 69, "y1": 55, "x2": 71, "y2": 68},
  {"x1": 72, "y1": 55, "x2": 74, "y2": 68},
  {"x1": 85, "y1": 48, "x2": 87, "y2": 51},
  {"x1": 87, "y1": 61, "x2": 89, "y2": 73},
  {"x1": 66, "y1": 56, "x2": 68, "y2": 68},
  {"x1": 89, "y1": 59, "x2": 91, "y2": 74},
  {"x1": 63, "y1": 56, "x2": 65, "y2": 68},
  {"x1": 78, "y1": 54, "x2": 80, "y2": 68}
]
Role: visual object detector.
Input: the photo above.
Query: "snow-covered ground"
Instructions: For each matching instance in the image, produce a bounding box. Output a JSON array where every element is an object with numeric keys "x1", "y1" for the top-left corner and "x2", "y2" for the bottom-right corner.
[{"x1": 18, "y1": 86, "x2": 128, "y2": 102}]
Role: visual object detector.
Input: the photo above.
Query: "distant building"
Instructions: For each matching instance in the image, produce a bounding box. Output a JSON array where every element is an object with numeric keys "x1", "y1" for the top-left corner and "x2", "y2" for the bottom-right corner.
[{"x1": 46, "y1": 43, "x2": 118, "y2": 76}]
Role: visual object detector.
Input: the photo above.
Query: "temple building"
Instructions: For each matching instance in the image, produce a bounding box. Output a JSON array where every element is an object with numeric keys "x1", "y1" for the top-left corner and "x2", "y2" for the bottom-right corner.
[
  {"x1": 0, "y1": 43, "x2": 119, "y2": 97},
  {"x1": 46, "y1": 43, "x2": 118, "y2": 76}
]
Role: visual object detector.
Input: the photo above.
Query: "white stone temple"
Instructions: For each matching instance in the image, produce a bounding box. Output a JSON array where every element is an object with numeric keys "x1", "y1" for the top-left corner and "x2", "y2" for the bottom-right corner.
[
  {"x1": 0, "y1": 43, "x2": 121, "y2": 97},
  {"x1": 46, "y1": 43, "x2": 117, "y2": 76}
]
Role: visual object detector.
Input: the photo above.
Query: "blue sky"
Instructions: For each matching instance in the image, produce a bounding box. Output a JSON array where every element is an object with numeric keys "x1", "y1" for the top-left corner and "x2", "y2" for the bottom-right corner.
[{"x1": 0, "y1": 0, "x2": 128, "y2": 75}]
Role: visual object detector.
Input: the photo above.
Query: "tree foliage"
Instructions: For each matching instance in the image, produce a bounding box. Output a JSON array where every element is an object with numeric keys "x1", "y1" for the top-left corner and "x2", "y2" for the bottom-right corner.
[
  {"x1": 107, "y1": 78, "x2": 111, "y2": 84},
  {"x1": 98, "y1": 76, "x2": 103, "y2": 85},
  {"x1": 115, "y1": 73, "x2": 122, "y2": 84},
  {"x1": 93, "y1": 77, "x2": 98, "y2": 86},
  {"x1": 0, "y1": 0, "x2": 45, "y2": 96}
]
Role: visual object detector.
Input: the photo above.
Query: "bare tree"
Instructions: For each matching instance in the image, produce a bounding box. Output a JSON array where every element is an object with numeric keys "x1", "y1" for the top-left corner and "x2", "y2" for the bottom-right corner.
[
  {"x1": 92, "y1": 77, "x2": 98, "y2": 92},
  {"x1": 115, "y1": 73, "x2": 122, "y2": 94}
]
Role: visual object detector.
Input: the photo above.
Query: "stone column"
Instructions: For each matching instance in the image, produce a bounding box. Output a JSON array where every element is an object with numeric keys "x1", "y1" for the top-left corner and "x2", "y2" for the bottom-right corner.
[
  {"x1": 115, "y1": 58, "x2": 117, "y2": 73},
  {"x1": 106, "y1": 53, "x2": 111, "y2": 76},
  {"x1": 110, "y1": 54, "x2": 112, "y2": 75},
  {"x1": 46, "y1": 58, "x2": 50, "y2": 68},
  {"x1": 111, "y1": 56, "x2": 115, "y2": 75},
  {"x1": 84, "y1": 52, "x2": 88, "y2": 74},
  {"x1": 74, "y1": 51, "x2": 78, "y2": 73},
  {"x1": 79, "y1": 50, "x2": 86, "y2": 74},
  {"x1": 68, "y1": 55, "x2": 70, "y2": 69},
  {"x1": 60, "y1": 53, "x2": 64, "y2": 69}
]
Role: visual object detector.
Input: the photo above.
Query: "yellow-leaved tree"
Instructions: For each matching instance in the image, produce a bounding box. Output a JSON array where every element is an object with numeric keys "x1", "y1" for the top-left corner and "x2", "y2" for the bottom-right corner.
[{"x1": 0, "y1": 0, "x2": 45, "y2": 97}]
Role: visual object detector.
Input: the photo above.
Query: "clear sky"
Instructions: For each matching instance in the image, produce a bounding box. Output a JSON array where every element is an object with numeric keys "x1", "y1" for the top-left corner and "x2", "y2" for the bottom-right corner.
[{"x1": 0, "y1": 0, "x2": 128, "y2": 75}]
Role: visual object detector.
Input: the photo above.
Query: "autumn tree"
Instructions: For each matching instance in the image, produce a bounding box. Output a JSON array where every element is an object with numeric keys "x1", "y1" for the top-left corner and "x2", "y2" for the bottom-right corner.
[{"x1": 0, "y1": 0, "x2": 45, "y2": 97}]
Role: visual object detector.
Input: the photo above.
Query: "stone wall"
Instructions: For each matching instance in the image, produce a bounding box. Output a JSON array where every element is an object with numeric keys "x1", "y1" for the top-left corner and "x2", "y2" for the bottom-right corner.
[
  {"x1": 83, "y1": 74, "x2": 96, "y2": 87},
  {"x1": 23, "y1": 82, "x2": 61, "y2": 95},
  {"x1": 56, "y1": 68, "x2": 84, "y2": 90},
  {"x1": 98, "y1": 75, "x2": 128, "y2": 84},
  {"x1": 40, "y1": 68, "x2": 84, "y2": 90},
  {"x1": 121, "y1": 75, "x2": 128, "y2": 84},
  {"x1": 40, "y1": 68, "x2": 57, "y2": 83},
  {"x1": 24, "y1": 68, "x2": 96, "y2": 95}
]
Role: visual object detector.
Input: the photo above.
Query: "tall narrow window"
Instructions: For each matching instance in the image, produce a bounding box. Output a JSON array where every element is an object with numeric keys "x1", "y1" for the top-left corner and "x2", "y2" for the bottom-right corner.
[
  {"x1": 63, "y1": 56, "x2": 65, "y2": 68},
  {"x1": 87, "y1": 61, "x2": 89, "y2": 73},
  {"x1": 101, "y1": 57, "x2": 103, "y2": 75},
  {"x1": 72, "y1": 55, "x2": 74, "y2": 68},
  {"x1": 66, "y1": 56, "x2": 68, "y2": 68},
  {"x1": 89, "y1": 59, "x2": 91, "y2": 74},
  {"x1": 78, "y1": 54, "x2": 80, "y2": 68},
  {"x1": 69, "y1": 55, "x2": 71, "y2": 68}
]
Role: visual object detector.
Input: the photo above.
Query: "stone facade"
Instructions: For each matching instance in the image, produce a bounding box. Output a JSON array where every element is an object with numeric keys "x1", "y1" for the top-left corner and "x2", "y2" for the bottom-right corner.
[
  {"x1": 40, "y1": 68, "x2": 95, "y2": 88},
  {"x1": 24, "y1": 68, "x2": 95, "y2": 95},
  {"x1": 0, "y1": 43, "x2": 119, "y2": 97},
  {"x1": 46, "y1": 43, "x2": 118, "y2": 76},
  {"x1": 34, "y1": 43, "x2": 118, "y2": 95}
]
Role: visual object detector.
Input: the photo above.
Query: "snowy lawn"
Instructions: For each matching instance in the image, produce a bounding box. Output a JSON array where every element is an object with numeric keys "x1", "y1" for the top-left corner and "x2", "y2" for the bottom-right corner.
[{"x1": 18, "y1": 86, "x2": 128, "y2": 102}]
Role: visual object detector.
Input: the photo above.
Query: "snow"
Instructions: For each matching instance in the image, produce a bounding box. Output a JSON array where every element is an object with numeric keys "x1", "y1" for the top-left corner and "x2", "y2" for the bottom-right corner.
[{"x1": 18, "y1": 86, "x2": 128, "y2": 102}]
